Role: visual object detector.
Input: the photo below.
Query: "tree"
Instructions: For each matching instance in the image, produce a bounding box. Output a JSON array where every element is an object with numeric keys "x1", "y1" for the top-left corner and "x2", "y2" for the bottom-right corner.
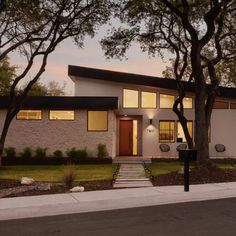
[
  {"x1": 101, "y1": 0, "x2": 236, "y2": 166},
  {"x1": 20, "y1": 81, "x2": 66, "y2": 96},
  {"x1": 0, "y1": 0, "x2": 111, "y2": 165},
  {"x1": 0, "y1": 56, "x2": 16, "y2": 95}
]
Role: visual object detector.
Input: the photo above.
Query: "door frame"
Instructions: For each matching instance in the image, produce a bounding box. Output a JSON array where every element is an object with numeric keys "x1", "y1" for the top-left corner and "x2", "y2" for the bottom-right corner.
[{"x1": 117, "y1": 116, "x2": 142, "y2": 156}]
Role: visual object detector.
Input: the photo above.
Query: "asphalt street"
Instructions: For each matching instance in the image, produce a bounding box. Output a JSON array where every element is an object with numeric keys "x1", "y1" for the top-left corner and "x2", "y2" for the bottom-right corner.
[{"x1": 1, "y1": 197, "x2": 236, "y2": 236}]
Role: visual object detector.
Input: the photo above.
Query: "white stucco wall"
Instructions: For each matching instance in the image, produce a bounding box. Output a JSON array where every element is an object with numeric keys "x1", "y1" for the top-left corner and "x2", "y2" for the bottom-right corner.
[
  {"x1": 0, "y1": 110, "x2": 117, "y2": 157},
  {"x1": 74, "y1": 76, "x2": 236, "y2": 158}
]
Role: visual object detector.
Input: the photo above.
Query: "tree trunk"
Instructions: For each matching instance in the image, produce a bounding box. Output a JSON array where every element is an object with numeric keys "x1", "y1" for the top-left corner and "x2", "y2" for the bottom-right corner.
[
  {"x1": 194, "y1": 83, "x2": 210, "y2": 165},
  {"x1": 191, "y1": 46, "x2": 211, "y2": 166},
  {"x1": 0, "y1": 105, "x2": 18, "y2": 167}
]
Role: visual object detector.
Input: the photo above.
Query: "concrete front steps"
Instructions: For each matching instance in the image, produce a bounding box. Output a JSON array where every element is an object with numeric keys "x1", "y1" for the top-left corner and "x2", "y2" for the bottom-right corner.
[{"x1": 113, "y1": 164, "x2": 153, "y2": 188}]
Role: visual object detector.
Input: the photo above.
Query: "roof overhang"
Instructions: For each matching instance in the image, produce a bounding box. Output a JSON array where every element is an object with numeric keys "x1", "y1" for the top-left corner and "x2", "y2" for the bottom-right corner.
[
  {"x1": 0, "y1": 96, "x2": 118, "y2": 110},
  {"x1": 68, "y1": 65, "x2": 236, "y2": 99}
]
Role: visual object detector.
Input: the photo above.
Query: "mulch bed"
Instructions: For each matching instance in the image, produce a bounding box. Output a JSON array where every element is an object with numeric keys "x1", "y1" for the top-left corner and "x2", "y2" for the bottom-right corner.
[
  {"x1": 152, "y1": 167, "x2": 236, "y2": 186},
  {"x1": 0, "y1": 179, "x2": 113, "y2": 198}
]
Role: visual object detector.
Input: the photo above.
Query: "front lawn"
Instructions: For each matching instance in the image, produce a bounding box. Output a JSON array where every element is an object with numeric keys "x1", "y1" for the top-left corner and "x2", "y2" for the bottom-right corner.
[
  {"x1": 0, "y1": 164, "x2": 118, "y2": 182},
  {"x1": 147, "y1": 161, "x2": 236, "y2": 176}
]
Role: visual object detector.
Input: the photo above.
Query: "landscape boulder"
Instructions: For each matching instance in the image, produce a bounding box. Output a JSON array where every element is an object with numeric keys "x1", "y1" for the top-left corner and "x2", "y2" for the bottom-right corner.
[
  {"x1": 69, "y1": 186, "x2": 84, "y2": 192},
  {"x1": 21, "y1": 177, "x2": 35, "y2": 185}
]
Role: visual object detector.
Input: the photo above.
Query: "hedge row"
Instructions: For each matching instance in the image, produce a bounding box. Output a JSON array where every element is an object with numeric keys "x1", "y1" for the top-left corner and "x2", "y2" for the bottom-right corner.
[{"x1": 2, "y1": 156, "x2": 113, "y2": 165}]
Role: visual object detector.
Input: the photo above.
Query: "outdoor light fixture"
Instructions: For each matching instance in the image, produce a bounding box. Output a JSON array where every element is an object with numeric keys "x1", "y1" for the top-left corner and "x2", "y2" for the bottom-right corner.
[{"x1": 149, "y1": 119, "x2": 153, "y2": 125}]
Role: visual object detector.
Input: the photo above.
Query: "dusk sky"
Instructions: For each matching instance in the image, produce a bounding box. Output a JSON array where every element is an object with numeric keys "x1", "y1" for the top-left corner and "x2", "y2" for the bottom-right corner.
[{"x1": 10, "y1": 25, "x2": 169, "y2": 95}]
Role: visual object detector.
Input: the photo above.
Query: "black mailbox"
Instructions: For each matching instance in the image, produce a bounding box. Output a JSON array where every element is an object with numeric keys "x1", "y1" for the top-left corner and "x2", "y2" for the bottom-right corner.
[
  {"x1": 178, "y1": 149, "x2": 197, "y2": 192},
  {"x1": 179, "y1": 149, "x2": 197, "y2": 162}
]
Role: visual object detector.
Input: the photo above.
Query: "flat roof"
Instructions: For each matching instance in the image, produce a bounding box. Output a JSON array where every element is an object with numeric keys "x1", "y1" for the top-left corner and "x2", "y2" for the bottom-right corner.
[
  {"x1": 0, "y1": 96, "x2": 118, "y2": 110},
  {"x1": 68, "y1": 65, "x2": 236, "y2": 99}
]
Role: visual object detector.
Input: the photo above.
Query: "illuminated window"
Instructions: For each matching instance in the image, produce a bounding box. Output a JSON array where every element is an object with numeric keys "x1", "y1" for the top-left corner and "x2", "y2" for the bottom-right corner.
[
  {"x1": 17, "y1": 110, "x2": 42, "y2": 120},
  {"x1": 213, "y1": 101, "x2": 229, "y2": 109},
  {"x1": 160, "y1": 94, "x2": 175, "y2": 108},
  {"x1": 159, "y1": 121, "x2": 175, "y2": 142},
  {"x1": 178, "y1": 97, "x2": 193, "y2": 109},
  {"x1": 123, "y1": 89, "x2": 139, "y2": 108},
  {"x1": 177, "y1": 121, "x2": 193, "y2": 142},
  {"x1": 141, "y1": 91, "x2": 157, "y2": 108},
  {"x1": 88, "y1": 111, "x2": 108, "y2": 131},
  {"x1": 230, "y1": 103, "x2": 236, "y2": 109},
  {"x1": 50, "y1": 110, "x2": 74, "y2": 120}
]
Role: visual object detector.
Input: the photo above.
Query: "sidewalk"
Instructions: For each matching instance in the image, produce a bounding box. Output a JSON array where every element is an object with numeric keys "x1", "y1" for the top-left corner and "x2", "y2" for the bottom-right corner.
[{"x1": 1, "y1": 182, "x2": 236, "y2": 221}]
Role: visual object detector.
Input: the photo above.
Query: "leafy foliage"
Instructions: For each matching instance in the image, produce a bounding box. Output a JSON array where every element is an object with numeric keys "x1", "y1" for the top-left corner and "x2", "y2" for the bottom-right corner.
[
  {"x1": 0, "y1": 56, "x2": 16, "y2": 95},
  {"x1": 4, "y1": 147, "x2": 16, "y2": 158},
  {"x1": 97, "y1": 143, "x2": 108, "y2": 158},
  {"x1": 20, "y1": 147, "x2": 33, "y2": 158}
]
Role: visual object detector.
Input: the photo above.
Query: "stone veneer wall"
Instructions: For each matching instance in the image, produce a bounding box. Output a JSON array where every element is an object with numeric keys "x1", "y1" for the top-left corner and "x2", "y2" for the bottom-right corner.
[{"x1": 0, "y1": 110, "x2": 116, "y2": 157}]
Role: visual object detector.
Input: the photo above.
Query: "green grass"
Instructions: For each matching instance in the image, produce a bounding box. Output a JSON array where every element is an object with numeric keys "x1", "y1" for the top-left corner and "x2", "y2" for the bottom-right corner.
[
  {"x1": 146, "y1": 162, "x2": 183, "y2": 176},
  {"x1": 0, "y1": 164, "x2": 118, "y2": 182},
  {"x1": 147, "y1": 162, "x2": 236, "y2": 177}
]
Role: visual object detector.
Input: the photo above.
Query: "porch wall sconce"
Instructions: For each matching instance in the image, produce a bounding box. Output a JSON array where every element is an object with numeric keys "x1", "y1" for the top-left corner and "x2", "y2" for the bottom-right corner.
[{"x1": 149, "y1": 119, "x2": 153, "y2": 125}]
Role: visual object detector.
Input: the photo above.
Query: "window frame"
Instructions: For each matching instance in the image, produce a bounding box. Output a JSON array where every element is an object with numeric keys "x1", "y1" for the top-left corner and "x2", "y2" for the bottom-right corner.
[
  {"x1": 16, "y1": 110, "x2": 42, "y2": 121},
  {"x1": 159, "y1": 120, "x2": 176, "y2": 143},
  {"x1": 49, "y1": 110, "x2": 75, "y2": 121},
  {"x1": 141, "y1": 91, "x2": 157, "y2": 109},
  {"x1": 122, "y1": 88, "x2": 139, "y2": 108},
  {"x1": 87, "y1": 110, "x2": 108, "y2": 132}
]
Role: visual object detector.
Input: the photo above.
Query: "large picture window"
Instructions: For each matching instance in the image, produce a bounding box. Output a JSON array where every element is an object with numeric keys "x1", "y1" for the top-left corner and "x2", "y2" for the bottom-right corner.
[
  {"x1": 123, "y1": 89, "x2": 139, "y2": 108},
  {"x1": 88, "y1": 111, "x2": 108, "y2": 131},
  {"x1": 177, "y1": 121, "x2": 193, "y2": 142},
  {"x1": 159, "y1": 121, "x2": 175, "y2": 142},
  {"x1": 160, "y1": 94, "x2": 175, "y2": 108},
  {"x1": 50, "y1": 110, "x2": 74, "y2": 120},
  {"x1": 141, "y1": 91, "x2": 157, "y2": 108},
  {"x1": 17, "y1": 110, "x2": 42, "y2": 120}
]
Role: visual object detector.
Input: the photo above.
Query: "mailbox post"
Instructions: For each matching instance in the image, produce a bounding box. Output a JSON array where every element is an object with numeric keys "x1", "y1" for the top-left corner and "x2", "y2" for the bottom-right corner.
[{"x1": 179, "y1": 149, "x2": 197, "y2": 192}]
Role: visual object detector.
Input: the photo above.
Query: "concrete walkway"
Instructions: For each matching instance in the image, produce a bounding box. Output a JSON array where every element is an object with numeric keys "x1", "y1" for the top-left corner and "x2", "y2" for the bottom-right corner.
[
  {"x1": 113, "y1": 164, "x2": 153, "y2": 188},
  {"x1": 1, "y1": 182, "x2": 236, "y2": 220}
]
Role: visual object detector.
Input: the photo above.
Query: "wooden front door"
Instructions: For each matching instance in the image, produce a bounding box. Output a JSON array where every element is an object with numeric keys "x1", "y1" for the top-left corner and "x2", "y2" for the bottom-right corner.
[{"x1": 119, "y1": 120, "x2": 133, "y2": 156}]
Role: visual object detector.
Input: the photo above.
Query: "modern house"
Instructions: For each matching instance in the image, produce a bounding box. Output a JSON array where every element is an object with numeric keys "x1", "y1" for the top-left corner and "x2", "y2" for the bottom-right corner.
[{"x1": 0, "y1": 65, "x2": 236, "y2": 158}]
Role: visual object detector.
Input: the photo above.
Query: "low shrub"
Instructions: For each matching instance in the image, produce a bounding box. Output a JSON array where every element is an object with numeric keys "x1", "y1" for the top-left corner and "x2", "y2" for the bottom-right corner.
[
  {"x1": 35, "y1": 147, "x2": 47, "y2": 158},
  {"x1": 66, "y1": 147, "x2": 78, "y2": 159},
  {"x1": 20, "y1": 147, "x2": 33, "y2": 158},
  {"x1": 77, "y1": 147, "x2": 88, "y2": 158},
  {"x1": 62, "y1": 164, "x2": 77, "y2": 189},
  {"x1": 53, "y1": 150, "x2": 64, "y2": 158},
  {"x1": 66, "y1": 147, "x2": 88, "y2": 159},
  {"x1": 97, "y1": 143, "x2": 108, "y2": 158},
  {"x1": 4, "y1": 147, "x2": 16, "y2": 158}
]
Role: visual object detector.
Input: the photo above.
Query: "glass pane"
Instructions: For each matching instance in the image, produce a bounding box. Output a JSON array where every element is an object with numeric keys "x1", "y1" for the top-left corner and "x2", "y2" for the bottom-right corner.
[
  {"x1": 160, "y1": 94, "x2": 175, "y2": 108},
  {"x1": 123, "y1": 89, "x2": 139, "y2": 108},
  {"x1": 141, "y1": 91, "x2": 157, "y2": 108},
  {"x1": 177, "y1": 121, "x2": 193, "y2": 142},
  {"x1": 178, "y1": 97, "x2": 193, "y2": 109},
  {"x1": 88, "y1": 111, "x2": 108, "y2": 131},
  {"x1": 133, "y1": 120, "x2": 138, "y2": 155},
  {"x1": 50, "y1": 110, "x2": 74, "y2": 120},
  {"x1": 159, "y1": 121, "x2": 175, "y2": 142},
  {"x1": 17, "y1": 110, "x2": 41, "y2": 120}
]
